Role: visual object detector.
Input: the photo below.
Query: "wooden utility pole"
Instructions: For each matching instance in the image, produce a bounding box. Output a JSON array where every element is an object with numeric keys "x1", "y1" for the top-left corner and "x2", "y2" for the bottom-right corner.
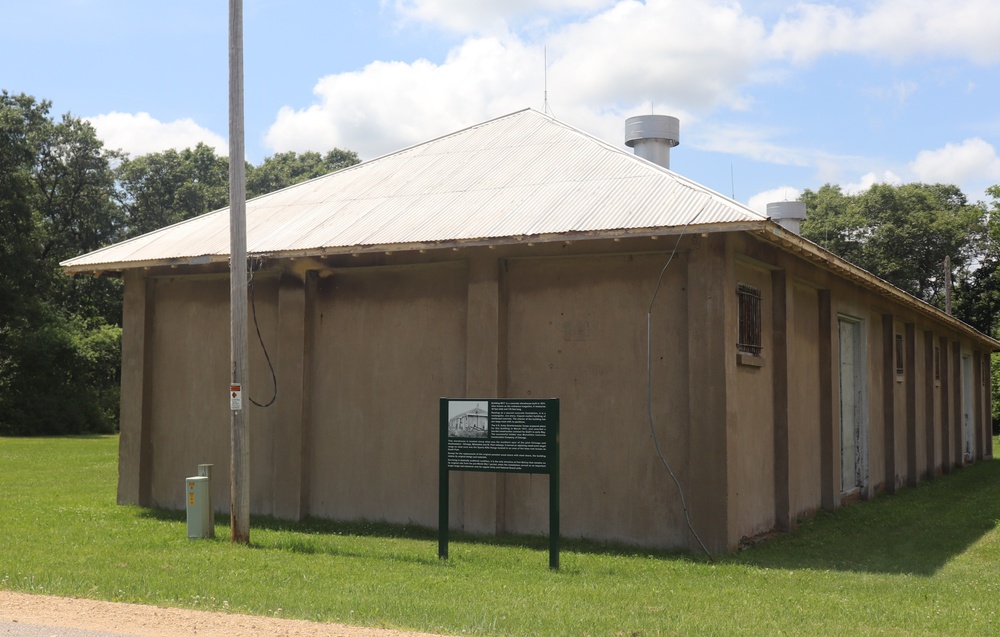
[{"x1": 229, "y1": 0, "x2": 250, "y2": 544}]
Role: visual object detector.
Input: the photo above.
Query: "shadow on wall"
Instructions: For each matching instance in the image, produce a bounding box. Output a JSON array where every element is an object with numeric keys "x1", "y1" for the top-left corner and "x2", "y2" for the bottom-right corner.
[{"x1": 736, "y1": 457, "x2": 1000, "y2": 576}]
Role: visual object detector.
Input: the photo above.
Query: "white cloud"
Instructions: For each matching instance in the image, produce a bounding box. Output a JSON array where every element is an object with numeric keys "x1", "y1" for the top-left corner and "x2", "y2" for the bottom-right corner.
[
  {"x1": 695, "y1": 124, "x2": 814, "y2": 167},
  {"x1": 892, "y1": 80, "x2": 918, "y2": 104},
  {"x1": 767, "y1": 3, "x2": 856, "y2": 65},
  {"x1": 396, "y1": 0, "x2": 1000, "y2": 65},
  {"x1": 399, "y1": 0, "x2": 956, "y2": 110},
  {"x1": 264, "y1": 0, "x2": 1000, "y2": 189},
  {"x1": 391, "y1": 0, "x2": 615, "y2": 33},
  {"x1": 266, "y1": 1, "x2": 771, "y2": 158},
  {"x1": 858, "y1": 0, "x2": 1000, "y2": 64},
  {"x1": 909, "y1": 138, "x2": 1000, "y2": 184},
  {"x1": 769, "y1": 0, "x2": 1000, "y2": 64},
  {"x1": 265, "y1": 35, "x2": 544, "y2": 159},
  {"x1": 747, "y1": 186, "x2": 801, "y2": 215},
  {"x1": 864, "y1": 80, "x2": 918, "y2": 105},
  {"x1": 86, "y1": 112, "x2": 227, "y2": 158},
  {"x1": 547, "y1": 0, "x2": 767, "y2": 111},
  {"x1": 840, "y1": 170, "x2": 902, "y2": 195},
  {"x1": 693, "y1": 123, "x2": 877, "y2": 183},
  {"x1": 800, "y1": 139, "x2": 1000, "y2": 201}
]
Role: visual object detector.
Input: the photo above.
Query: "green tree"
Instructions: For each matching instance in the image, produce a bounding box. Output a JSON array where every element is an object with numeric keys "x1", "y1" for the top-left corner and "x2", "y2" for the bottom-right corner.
[
  {"x1": 801, "y1": 181, "x2": 1000, "y2": 429},
  {"x1": 951, "y1": 186, "x2": 1000, "y2": 429},
  {"x1": 247, "y1": 149, "x2": 359, "y2": 197},
  {"x1": 2, "y1": 92, "x2": 362, "y2": 434},
  {"x1": 952, "y1": 185, "x2": 1000, "y2": 336},
  {"x1": 115, "y1": 143, "x2": 230, "y2": 238},
  {"x1": 36, "y1": 112, "x2": 125, "y2": 326},
  {"x1": 0, "y1": 92, "x2": 122, "y2": 435},
  {"x1": 801, "y1": 182, "x2": 987, "y2": 307},
  {"x1": 0, "y1": 93, "x2": 49, "y2": 330},
  {"x1": 115, "y1": 146, "x2": 360, "y2": 238},
  {"x1": 0, "y1": 314, "x2": 121, "y2": 435}
]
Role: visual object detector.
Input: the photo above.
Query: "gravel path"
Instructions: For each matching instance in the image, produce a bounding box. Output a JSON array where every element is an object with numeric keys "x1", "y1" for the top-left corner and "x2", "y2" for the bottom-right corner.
[{"x1": 0, "y1": 592, "x2": 447, "y2": 637}]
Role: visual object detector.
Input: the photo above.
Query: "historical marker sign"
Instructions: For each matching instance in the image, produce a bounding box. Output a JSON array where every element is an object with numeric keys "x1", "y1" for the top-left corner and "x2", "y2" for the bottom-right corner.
[
  {"x1": 445, "y1": 399, "x2": 556, "y2": 473},
  {"x1": 439, "y1": 398, "x2": 560, "y2": 568}
]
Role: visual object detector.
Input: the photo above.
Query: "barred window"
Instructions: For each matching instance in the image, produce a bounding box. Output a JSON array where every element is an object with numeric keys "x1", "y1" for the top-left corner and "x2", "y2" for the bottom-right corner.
[
  {"x1": 737, "y1": 283, "x2": 762, "y2": 357},
  {"x1": 934, "y1": 346, "x2": 941, "y2": 382}
]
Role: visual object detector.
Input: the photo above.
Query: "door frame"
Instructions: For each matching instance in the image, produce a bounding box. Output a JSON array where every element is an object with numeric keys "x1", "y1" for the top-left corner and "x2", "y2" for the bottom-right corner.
[
  {"x1": 962, "y1": 352, "x2": 974, "y2": 463},
  {"x1": 838, "y1": 315, "x2": 869, "y2": 497}
]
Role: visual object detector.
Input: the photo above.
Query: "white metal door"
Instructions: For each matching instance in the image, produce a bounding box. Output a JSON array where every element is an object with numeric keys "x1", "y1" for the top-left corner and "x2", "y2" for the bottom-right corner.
[
  {"x1": 962, "y1": 354, "x2": 974, "y2": 462},
  {"x1": 839, "y1": 319, "x2": 865, "y2": 493}
]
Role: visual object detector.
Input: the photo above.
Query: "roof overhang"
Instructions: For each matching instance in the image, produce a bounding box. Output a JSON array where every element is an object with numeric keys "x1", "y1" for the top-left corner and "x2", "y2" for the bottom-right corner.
[
  {"x1": 60, "y1": 220, "x2": 767, "y2": 276},
  {"x1": 62, "y1": 218, "x2": 999, "y2": 350},
  {"x1": 755, "y1": 222, "x2": 1000, "y2": 351}
]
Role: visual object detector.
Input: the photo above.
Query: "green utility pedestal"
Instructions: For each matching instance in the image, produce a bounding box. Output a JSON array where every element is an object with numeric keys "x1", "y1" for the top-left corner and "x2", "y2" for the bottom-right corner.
[{"x1": 185, "y1": 476, "x2": 212, "y2": 539}]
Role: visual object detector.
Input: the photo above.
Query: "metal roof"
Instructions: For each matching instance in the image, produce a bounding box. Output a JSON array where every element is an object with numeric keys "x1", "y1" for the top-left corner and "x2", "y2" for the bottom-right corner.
[{"x1": 61, "y1": 108, "x2": 767, "y2": 273}]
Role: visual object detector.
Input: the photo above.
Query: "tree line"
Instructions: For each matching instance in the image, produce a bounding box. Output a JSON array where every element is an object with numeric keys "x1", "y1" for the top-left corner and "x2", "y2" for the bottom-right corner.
[
  {"x1": 800, "y1": 182, "x2": 1000, "y2": 332},
  {"x1": 799, "y1": 182, "x2": 1000, "y2": 426},
  {"x1": 0, "y1": 91, "x2": 358, "y2": 435},
  {"x1": 2, "y1": 90, "x2": 999, "y2": 435}
]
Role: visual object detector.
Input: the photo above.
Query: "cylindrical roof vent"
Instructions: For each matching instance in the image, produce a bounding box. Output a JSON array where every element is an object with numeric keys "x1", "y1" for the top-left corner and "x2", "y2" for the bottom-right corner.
[
  {"x1": 625, "y1": 115, "x2": 680, "y2": 170},
  {"x1": 767, "y1": 201, "x2": 807, "y2": 235}
]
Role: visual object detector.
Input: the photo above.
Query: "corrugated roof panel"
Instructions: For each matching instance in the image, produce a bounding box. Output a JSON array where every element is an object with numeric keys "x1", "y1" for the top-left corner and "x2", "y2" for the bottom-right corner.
[
  {"x1": 277, "y1": 197, "x2": 388, "y2": 251},
  {"x1": 62, "y1": 108, "x2": 767, "y2": 271}
]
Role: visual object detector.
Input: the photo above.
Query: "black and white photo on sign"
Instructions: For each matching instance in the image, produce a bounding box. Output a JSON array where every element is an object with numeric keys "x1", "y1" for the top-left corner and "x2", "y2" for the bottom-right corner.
[{"x1": 447, "y1": 400, "x2": 489, "y2": 438}]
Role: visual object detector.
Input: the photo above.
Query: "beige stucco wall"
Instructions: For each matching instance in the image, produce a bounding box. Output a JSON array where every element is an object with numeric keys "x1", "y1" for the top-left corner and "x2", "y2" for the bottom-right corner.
[
  {"x1": 504, "y1": 252, "x2": 690, "y2": 548},
  {"x1": 307, "y1": 264, "x2": 468, "y2": 526},
  {"x1": 725, "y1": 231, "x2": 994, "y2": 549},
  {"x1": 730, "y1": 261, "x2": 776, "y2": 541},
  {"x1": 146, "y1": 276, "x2": 230, "y2": 510},
  {"x1": 139, "y1": 274, "x2": 282, "y2": 514},
  {"x1": 788, "y1": 282, "x2": 821, "y2": 519},
  {"x1": 115, "y1": 230, "x2": 995, "y2": 552},
  {"x1": 913, "y1": 326, "x2": 927, "y2": 481}
]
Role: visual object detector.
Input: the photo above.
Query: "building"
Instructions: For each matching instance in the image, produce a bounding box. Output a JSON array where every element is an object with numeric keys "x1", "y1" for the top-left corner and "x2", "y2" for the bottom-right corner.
[
  {"x1": 449, "y1": 405, "x2": 489, "y2": 438},
  {"x1": 62, "y1": 109, "x2": 996, "y2": 552}
]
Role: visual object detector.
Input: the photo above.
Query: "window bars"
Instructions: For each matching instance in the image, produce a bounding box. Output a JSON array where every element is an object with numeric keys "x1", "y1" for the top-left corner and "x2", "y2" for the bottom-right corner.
[{"x1": 737, "y1": 283, "x2": 762, "y2": 357}]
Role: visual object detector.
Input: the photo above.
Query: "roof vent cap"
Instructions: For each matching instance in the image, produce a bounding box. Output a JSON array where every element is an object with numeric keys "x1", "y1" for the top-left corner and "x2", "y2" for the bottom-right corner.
[
  {"x1": 625, "y1": 115, "x2": 680, "y2": 170},
  {"x1": 767, "y1": 201, "x2": 807, "y2": 235}
]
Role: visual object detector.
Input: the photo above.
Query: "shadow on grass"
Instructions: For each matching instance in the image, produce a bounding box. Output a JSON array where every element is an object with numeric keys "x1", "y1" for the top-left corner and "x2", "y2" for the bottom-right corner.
[
  {"x1": 137, "y1": 508, "x2": 186, "y2": 523},
  {"x1": 3, "y1": 433, "x2": 118, "y2": 441},
  {"x1": 134, "y1": 509, "x2": 439, "y2": 563},
  {"x1": 735, "y1": 459, "x2": 1000, "y2": 576},
  {"x1": 133, "y1": 460, "x2": 1000, "y2": 577},
  {"x1": 252, "y1": 516, "x2": 693, "y2": 561},
  {"x1": 134, "y1": 504, "x2": 697, "y2": 564}
]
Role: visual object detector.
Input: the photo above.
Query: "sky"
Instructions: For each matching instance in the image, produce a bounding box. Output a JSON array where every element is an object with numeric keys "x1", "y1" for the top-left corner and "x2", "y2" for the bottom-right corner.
[{"x1": 3, "y1": 0, "x2": 1000, "y2": 213}]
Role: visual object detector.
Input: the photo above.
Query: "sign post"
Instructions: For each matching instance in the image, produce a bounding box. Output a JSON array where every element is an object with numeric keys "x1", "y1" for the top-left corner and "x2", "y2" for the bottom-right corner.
[{"x1": 439, "y1": 398, "x2": 560, "y2": 569}]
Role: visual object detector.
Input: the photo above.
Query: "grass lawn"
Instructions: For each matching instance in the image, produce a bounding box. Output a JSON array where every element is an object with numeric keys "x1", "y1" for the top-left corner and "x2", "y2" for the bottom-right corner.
[{"x1": 1, "y1": 435, "x2": 998, "y2": 636}]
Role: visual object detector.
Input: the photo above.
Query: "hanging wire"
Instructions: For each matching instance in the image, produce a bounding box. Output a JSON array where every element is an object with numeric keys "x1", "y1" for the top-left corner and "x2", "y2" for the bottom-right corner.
[
  {"x1": 646, "y1": 209, "x2": 714, "y2": 562},
  {"x1": 247, "y1": 255, "x2": 277, "y2": 408}
]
